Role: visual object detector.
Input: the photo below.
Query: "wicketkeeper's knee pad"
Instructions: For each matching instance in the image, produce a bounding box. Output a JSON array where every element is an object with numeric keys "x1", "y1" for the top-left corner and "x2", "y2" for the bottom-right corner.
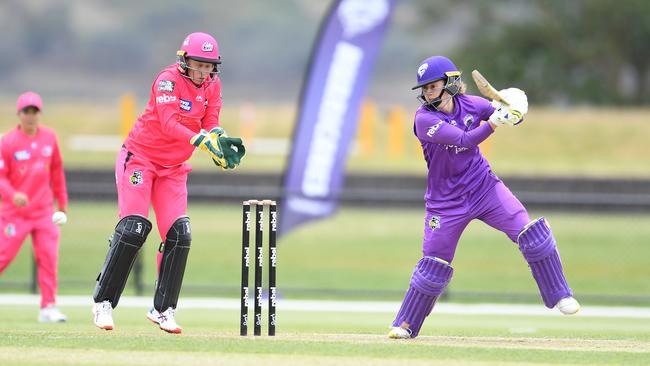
[
  {"x1": 410, "y1": 256, "x2": 454, "y2": 297},
  {"x1": 93, "y1": 215, "x2": 152, "y2": 307},
  {"x1": 154, "y1": 216, "x2": 192, "y2": 312},
  {"x1": 517, "y1": 217, "x2": 572, "y2": 308}
]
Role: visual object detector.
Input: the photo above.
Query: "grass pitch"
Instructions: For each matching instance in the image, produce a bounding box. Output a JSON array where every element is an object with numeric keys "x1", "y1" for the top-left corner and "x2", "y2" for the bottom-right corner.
[
  {"x1": 1, "y1": 202, "x2": 649, "y2": 365},
  {"x1": 1, "y1": 304, "x2": 649, "y2": 365}
]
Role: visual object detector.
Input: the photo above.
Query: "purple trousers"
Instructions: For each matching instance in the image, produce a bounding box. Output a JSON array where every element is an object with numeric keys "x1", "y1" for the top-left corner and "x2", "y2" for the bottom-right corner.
[{"x1": 423, "y1": 181, "x2": 530, "y2": 262}]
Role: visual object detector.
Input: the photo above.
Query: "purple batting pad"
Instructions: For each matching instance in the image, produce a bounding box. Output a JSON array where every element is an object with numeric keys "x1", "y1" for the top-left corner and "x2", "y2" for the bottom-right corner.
[
  {"x1": 518, "y1": 217, "x2": 573, "y2": 308},
  {"x1": 392, "y1": 257, "x2": 453, "y2": 337}
]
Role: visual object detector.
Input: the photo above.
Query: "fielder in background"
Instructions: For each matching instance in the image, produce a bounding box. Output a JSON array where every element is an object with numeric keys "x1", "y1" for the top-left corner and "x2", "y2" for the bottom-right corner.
[
  {"x1": 92, "y1": 32, "x2": 246, "y2": 334},
  {"x1": 388, "y1": 56, "x2": 580, "y2": 339},
  {"x1": 0, "y1": 91, "x2": 69, "y2": 323}
]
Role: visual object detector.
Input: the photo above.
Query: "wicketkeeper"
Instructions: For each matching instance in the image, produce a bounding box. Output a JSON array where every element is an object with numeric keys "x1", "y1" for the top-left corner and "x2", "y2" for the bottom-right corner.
[
  {"x1": 92, "y1": 32, "x2": 245, "y2": 333},
  {"x1": 388, "y1": 56, "x2": 580, "y2": 339}
]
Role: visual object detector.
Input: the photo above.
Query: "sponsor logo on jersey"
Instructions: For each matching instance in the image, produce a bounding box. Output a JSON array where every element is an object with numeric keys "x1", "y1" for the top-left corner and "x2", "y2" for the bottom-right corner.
[
  {"x1": 196, "y1": 95, "x2": 203, "y2": 102},
  {"x1": 156, "y1": 94, "x2": 177, "y2": 104},
  {"x1": 202, "y1": 42, "x2": 214, "y2": 52},
  {"x1": 429, "y1": 215, "x2": 441, "y2": 230},
  {"x1": 450, "y1": 120, "x2": 457, "y2": 126},
  {"x1": 157, "y1": 80, "x2": 175, "y2": 93},
  {"x1": 180, "y1": 99, "x2": 192, "y2": 111},
  {"x1": 14, "y1": 150, "x2": 31, "y2": 161},
  {"x1": 130, "y1": 170, "x2": 143, "y2": 186},
  {"x1": 4, "y1": 223, "x2": 16, "y2": 237},
  {"x1": 42, "y1": 145, "x2": 52, "y2": 157},
  {"x1": 426, "y1": 122, "x2": 442, "y2": 137},
  {"x1": 444, "y1": 144, "x2": 470, "y2": 154}
]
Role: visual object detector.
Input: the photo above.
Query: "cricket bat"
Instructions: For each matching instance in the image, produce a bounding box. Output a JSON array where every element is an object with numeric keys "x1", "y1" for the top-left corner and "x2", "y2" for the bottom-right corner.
[{"x1": 471, "y1": 70, "x2": 510, "y2": 106}]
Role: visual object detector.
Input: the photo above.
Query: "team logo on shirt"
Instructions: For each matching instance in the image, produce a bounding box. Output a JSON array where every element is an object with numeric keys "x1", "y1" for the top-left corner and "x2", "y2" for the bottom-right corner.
[
  {"x1": 429, "y1": 215, "x2": 441, "y2": 230},
  {"x1": 4, "y1": 223, "x2": 16, "y2": 237},
  {"x1": 180, "y1": 99, "x2": 192, "y2": 111},
  {"x1": 14, "y1": 150, "x2": 31, "y2": 161},
  {"x1": 42, "y1": 145, "x2": 53, "y2": 157},
  {"x1": 463, "y1": 114, "x2": 475, "y2": 128},
  {"x1": 158, "y1": 80, "x2": 175, "y2": 93},
  {"x1": 130, "y1": 170, "x2": 143, "y2": 186},
  {"x1": 196, "y1": 95, "x2": 203, "y2": 102}
]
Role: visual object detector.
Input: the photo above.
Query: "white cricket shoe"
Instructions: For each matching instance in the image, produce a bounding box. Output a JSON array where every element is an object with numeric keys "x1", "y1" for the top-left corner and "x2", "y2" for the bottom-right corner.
[
  {"x1": 38, "y1": 305, "x2": 67, "y2": 323},
  {"x1": 388, "y1": 326, "x2": 412, "y2": 339},
  {"x1": 557, "y1": 297, "x2": 581, "y2": 315},
  {"x1": 93, "y1": 301, "x2": 114, "y2": 330},
  {"x1": 147, "y1": 307, "x2": 182, "y2": 334}
]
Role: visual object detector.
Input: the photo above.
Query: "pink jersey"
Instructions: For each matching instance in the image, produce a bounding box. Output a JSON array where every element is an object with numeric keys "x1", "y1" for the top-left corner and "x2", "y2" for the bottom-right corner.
[
  {"x1": 0, "y1": 125, "x2": 68, "y2": 219},
  {"x1": 124, "y1": 64, "x2": 222, "y2": 167}
]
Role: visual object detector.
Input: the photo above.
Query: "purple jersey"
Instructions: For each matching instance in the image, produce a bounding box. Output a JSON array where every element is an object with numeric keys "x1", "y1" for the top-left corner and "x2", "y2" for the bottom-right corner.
[{"x1": 414, "y1": 94, "x2": 498, "y2": 207}]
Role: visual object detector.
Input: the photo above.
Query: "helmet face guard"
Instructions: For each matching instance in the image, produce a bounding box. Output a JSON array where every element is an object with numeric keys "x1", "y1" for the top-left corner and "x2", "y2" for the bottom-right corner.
[
  {"x1": 417, "y1": 71, "x2": 462, "y2": 111},
  {"x1": 177, "y1": 50, "x2": 221, "y2": 84}
]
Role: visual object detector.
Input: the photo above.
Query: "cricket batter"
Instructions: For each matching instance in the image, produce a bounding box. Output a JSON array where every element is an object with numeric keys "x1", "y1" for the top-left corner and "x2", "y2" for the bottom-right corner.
[
  {"x1": 388, "y1": 56, "x2": 580, "y2": 339},
  {"x1": 0, "y1": 91, "x2": 68, "y2": 322},
  {"x1": 92, "y1": 32, "x2": 245, "y2": 333}
]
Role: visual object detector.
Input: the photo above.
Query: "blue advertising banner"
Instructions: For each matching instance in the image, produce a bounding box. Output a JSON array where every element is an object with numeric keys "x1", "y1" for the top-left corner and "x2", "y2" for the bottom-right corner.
[{"x1": 280, "y1": 0, "x2": 396, "y2": 236}]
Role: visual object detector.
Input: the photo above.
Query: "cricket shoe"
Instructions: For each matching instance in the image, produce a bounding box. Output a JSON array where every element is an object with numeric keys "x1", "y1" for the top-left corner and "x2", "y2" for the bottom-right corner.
[
  {"x1": 556, "y1": 296, "x2": 580, "y2": 315},
  {"x1": 147, "y1": 307, "x2": 182, "y2": 334},
  {"x1": 38, "y1": 304, "x2": 67, "y2": 323},
  {"x1": 388, "y1": 326, "x2": 412, "y2": 339},
  {"x1": 93, "y1": 301, "x2": 114, "y2": 330}
]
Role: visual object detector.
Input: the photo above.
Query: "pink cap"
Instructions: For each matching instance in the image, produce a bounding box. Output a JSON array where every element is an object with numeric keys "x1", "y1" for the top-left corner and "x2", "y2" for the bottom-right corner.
[{"x1": 16, "y1": 91, "x2": 43, "y2": 112}]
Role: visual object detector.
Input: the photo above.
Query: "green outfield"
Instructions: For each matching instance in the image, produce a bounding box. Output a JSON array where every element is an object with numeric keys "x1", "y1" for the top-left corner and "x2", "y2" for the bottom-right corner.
[
  {"x1": 1, "y1": 202, "x2": 648, "y2": 303},
  {"x1": 1, "y1": 102, "x2": 649, "y2": 177},
  {"x1": 1, "y1": 305, "x2": 649, "y2": 366}
]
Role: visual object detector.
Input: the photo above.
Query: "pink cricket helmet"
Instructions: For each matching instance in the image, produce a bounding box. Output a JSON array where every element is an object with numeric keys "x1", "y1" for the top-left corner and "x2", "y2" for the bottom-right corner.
[{"x1": 178, "y1": 32, "x2": 220, "y2": 64}]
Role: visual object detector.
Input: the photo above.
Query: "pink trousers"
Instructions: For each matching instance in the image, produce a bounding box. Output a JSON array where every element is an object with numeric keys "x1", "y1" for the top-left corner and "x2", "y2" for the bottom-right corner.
[
  {"x1": 0, "y1": 213, "x2": 60, "y2": 308},
  {"x1": 115, "y1": 147, "x2": 191, "y2": 267}
]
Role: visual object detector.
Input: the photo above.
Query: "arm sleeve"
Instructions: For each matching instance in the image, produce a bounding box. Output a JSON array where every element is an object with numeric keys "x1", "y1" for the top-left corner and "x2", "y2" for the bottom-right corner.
[
  {"x1": 0, "y1": 140, "x2": 16, "y2": 198},
  {"x1": 415, "y1": 114, "x2": 494, "y2": 148},
  {"x1": 50, "y1": 136, "x2": 68, "y2": 211},
  {"x1": 154, "y1": 75, "x2": 196, "y2": 143},
  {"x1": 476, "y1": 96, "x2": 496, "y2": 122},
  {"x1": 201, "y1": 80, "x2": 222, "y2": 131}
]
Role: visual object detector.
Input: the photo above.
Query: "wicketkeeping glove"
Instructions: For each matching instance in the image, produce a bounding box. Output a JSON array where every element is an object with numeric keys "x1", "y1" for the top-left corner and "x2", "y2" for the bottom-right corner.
[
  {"x1": 206, "y1": 127, "x2": 246, "y2": 169},
  {"x1": 218, "y1": 136, "x2": 246, "y2": 169},
  {"x1": 489, "y1": 88, "x2": 528, "y2": 126},
  {"x1": 190, "y1": 129, "x2": 226, "y2": 165}
]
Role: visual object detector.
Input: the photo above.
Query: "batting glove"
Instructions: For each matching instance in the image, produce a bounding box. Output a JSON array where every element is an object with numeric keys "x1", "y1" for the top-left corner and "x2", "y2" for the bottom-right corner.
[{"x1": 489, "y1": 88, "x2": 528, "y2": 126}]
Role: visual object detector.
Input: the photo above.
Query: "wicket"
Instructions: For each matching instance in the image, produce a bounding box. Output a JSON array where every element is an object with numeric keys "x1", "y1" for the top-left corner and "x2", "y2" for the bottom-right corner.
[{"x1": 240, "y1": 199, "x2": 277, "y2": 336}]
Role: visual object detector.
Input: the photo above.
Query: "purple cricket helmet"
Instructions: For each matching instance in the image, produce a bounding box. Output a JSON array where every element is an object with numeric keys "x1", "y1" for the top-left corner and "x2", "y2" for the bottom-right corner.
[{"x1": 412, "y1": 56, "x2": 462, "y2": 111}]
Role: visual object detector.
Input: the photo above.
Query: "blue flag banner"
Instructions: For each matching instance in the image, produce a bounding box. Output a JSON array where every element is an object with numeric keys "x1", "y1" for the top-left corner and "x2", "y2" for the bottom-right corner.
[{"x1": 280, "y1": 0, "x2": 396, "y2": 236}]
